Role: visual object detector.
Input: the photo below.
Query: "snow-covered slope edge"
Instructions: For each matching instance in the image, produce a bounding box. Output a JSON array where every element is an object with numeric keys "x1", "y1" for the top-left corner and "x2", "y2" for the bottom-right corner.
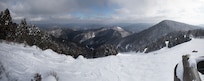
[{"x1": 0, "y1": 38, "x2": 204, "y2": 81}]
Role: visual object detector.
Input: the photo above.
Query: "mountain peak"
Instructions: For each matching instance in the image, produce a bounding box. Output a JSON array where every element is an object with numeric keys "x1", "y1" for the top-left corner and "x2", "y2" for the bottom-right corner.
[
  {"x1": 116, "y1": 20, "x2": 203, "y2": 52},
  {"x1": 161, "y1": 20, "x2": 174, "y2": 22},
  {"x1": 112, "y1": 26, "x2": 123, "y2": 31},
  {"x1": 157, "y1": 20, "x2": 200, "y2": 31},
  {"x1": 160, "y1": 20, "x2": 185, "y2": 25}
]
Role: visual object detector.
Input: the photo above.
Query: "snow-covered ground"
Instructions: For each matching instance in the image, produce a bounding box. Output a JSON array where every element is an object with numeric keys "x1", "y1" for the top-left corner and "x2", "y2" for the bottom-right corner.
[{"x1": 0, "y1": 38, "x2": 204, "y2": 81}]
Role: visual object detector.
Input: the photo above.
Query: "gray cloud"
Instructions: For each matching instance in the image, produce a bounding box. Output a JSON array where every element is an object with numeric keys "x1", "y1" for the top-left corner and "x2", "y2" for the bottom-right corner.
[
  {"x1": 0, "y1": 0, "x2": 9, "y2": 11},
  {"x1": 0, "y1": 0, "x2": 204, "y2": 25},
  {"x1": 9, "y1": 0, "x2": 115, "y2": 15},
  {"x1": 0, "y1": 0, "x2": 118, "y2": 24}
]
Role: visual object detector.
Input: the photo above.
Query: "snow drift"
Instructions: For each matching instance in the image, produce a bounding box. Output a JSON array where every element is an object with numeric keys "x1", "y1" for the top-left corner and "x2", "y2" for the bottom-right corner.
[{"x1": 0, "y1": 38, "x2": 204, "y2": 81}]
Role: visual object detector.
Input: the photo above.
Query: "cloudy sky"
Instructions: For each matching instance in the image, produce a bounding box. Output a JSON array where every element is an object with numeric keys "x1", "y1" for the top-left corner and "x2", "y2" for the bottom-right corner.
[{"x1": 1, "y1": 0, "x2": 204, "y2": 25}]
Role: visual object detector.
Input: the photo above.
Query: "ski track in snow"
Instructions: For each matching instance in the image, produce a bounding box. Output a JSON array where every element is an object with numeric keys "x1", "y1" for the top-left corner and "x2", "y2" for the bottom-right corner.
[{"x1": 0, "y1": 38, "x2": 204, "y2": 81}]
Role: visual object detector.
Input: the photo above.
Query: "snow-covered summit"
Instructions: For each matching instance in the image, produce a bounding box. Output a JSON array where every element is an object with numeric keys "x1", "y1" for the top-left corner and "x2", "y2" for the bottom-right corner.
[
  {"x1": 112, "y1": 26, "x2": 123, "y2": 31},
  {"x1": 112, "y1": 26, "x2": 130, "y2": 37}
]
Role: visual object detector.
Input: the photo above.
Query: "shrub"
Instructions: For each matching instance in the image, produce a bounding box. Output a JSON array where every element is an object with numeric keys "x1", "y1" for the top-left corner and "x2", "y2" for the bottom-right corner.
[
  {"x1": 32, "y1": 73, "x2": 42, "y2": 81},
  {"x1": 47, "y1": 71, "x2": 59, "y2": 81}
]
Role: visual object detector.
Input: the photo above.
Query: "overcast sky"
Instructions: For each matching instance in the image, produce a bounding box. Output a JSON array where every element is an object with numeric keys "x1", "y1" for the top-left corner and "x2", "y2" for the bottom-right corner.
[{"x1": 1, "y1": 0, "x2": 204, "y2": 25}]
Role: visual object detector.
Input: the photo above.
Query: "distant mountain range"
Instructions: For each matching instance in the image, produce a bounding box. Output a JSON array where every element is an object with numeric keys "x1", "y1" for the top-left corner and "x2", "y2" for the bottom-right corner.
[
  {"x1": 46, "y1": 20, "x2": 204, "y2": 53},
  {"x1": 48, "y1": 26, "x2": 131, "y2": 48},
  {"x1": 38, "y1": 23, "x2": 152, "y2": 33}
]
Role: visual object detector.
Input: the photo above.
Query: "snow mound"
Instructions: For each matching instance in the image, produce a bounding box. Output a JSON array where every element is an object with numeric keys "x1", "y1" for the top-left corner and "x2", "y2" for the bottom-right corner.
[
  {"x1": 43, "y1": 76, "x2": 56, "y2": 81},
  {"x1": 0, "y1": 38, "x2": 204, "y2": 81}
]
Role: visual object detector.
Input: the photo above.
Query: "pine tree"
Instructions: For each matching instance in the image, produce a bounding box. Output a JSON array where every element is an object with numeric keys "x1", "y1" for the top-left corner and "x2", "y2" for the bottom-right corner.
[{"x1": 3, "y1": 9, "x2": 12, "y2": 25}]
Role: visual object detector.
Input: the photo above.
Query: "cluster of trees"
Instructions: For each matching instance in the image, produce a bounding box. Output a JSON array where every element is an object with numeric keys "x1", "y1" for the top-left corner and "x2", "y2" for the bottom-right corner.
[
  {"x1": 140, "y1": 29, "x2": 204, "y2": 53},
  {"x1": 0, "y1": 9, "x2": 88, "y2": 58},
  {"x1": 143, "y1": 31, "x2": 191, "y2": 53},
  {"x1": 0, "y1": 9, "x2": 55, "y2": 50}
]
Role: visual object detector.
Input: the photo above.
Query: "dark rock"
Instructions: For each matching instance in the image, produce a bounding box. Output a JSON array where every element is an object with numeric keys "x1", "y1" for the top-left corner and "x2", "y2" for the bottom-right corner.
[
  {"x1": 192, "y1": 50, "x2": 198, "y2": 53},
  {"x1": 197, "y1": 61, "x2": 204, "y2": 74}
]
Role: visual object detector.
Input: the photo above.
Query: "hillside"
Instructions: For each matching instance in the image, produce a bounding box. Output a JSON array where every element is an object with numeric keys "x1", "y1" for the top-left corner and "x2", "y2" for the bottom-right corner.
[
  {"x1": 116, "y1": 20, "x2": 204, "y2": 52},
  {"x1": 0, "y1": 38, "x2": 204, "y2": 81},
  {"x1": 0, "y1": 9, "x2": 118, "y2": 58}
]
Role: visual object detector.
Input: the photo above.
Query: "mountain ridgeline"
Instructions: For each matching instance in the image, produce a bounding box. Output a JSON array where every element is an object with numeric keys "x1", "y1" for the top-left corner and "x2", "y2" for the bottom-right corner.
[
  {"x1": 1, "y1": 9, "x2": 204, "y2": 58},
  {"x1": 49, "y1": 20, "x2": 204, "y2": 53},
  {"x1": 47, "y1": 27, "x2": 131, "y2": 48}
]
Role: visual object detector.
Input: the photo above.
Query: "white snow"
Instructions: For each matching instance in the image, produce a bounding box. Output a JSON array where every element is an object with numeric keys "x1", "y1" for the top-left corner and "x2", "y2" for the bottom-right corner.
[
  {"x1": 42, "y1": 76, "x2": 57, "y2": 81},
  {"x1": 79, "y1": 32, "x2": 95, "y2": 43},
  {"x1": 112, "y1": 26, "x2": 130, "y2": 37},
  {"x1": 176, "y1": 61, "x2": 184, "y2": 81},
  {"x1": 165, "y1": 41, "x2": 169, "y2": 47},
  {"x1": 0, "y1": 38, "x2": 204, "y2": 81},
  {"x1": 113, "y1": 26, "x2": 123, "y2": 31}
]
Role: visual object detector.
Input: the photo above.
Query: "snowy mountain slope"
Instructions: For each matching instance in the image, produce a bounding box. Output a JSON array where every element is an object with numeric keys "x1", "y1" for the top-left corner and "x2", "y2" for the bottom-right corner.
[
  {"x1": 116, "y1": 20, "x2": 203, "y2": 52},
  {"x1": 0, "y1": 38, "x2": 204, "y2": 81}
]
